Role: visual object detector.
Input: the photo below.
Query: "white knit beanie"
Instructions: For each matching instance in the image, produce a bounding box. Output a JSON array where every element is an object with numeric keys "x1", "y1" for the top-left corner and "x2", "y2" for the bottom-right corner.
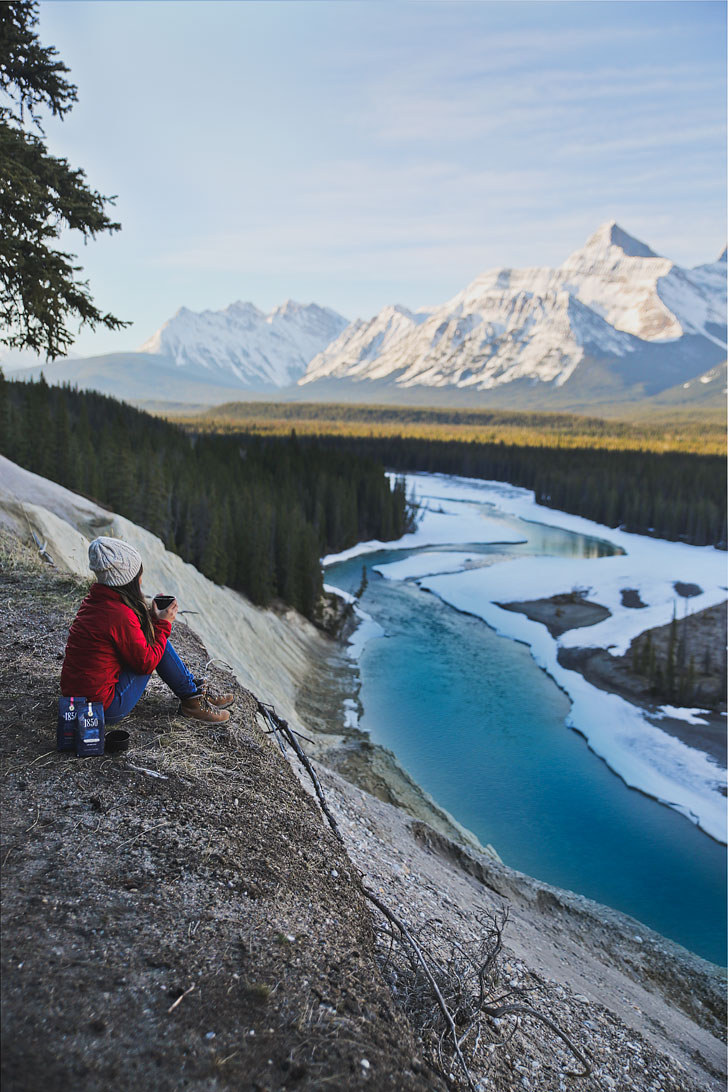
[{"x1": 88, "y1": 536, "x2": 143, "y2": 587}]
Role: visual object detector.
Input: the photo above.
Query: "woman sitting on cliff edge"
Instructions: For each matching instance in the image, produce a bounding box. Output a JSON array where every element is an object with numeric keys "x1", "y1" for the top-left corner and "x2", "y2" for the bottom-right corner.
[{"x1": 61, "y1": 536, "x2": 233, "y2": 725}]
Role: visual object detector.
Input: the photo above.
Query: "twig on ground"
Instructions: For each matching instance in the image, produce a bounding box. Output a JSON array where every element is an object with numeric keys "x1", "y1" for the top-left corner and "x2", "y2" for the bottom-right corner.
[
  {"x1": 127, "y1": 763, "x2": 169, "y2": 780},
  {"x1": 117, "y1": 821, "x2": 170, "y2": 848},
  {"x1": 256, "y1": 703, "x2": 343, "y2": 844},
  {"x1": 167, "y1": 983, "x2": 196, "y2": 1013},
  {"x1": 216, "y1": 1050, "x2": 240, "y2": 1066},
  {"x1": 4, "y1": 750, "x2": 55, "y2": 777}
]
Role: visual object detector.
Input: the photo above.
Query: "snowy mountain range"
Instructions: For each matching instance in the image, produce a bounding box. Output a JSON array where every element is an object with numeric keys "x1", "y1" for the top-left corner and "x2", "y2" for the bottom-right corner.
[
  {"x1": 139, "y1": 299, "x2": 349, "y2": 389},
  {"x1": 299, "y1": 222, "x2": 726, "y2": 403},
  {"x1": 9, "y1": 222, "x2": 725, "y2": 411}
]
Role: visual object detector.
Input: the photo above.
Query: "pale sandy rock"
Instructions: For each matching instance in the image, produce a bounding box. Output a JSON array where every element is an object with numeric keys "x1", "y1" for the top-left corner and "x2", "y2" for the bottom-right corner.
[{"x1": 0, "y1": 455, "x2": 327, "y2": 732}]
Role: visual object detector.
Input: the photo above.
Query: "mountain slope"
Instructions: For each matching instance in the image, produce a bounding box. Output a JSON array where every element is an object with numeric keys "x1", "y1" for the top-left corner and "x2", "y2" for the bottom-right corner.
[
  {"x1": 6, "y1": 352, "x2": 256, "y2": 408},
  {"x1": 643, "y1": 360, "x2": 727, "y2": 408},
  {"x1": 139, "y1": 299, "x2": 348, "y2": 388},
  {"x1": 300, "y1": 223, "x2": 726, "y2": 404}
]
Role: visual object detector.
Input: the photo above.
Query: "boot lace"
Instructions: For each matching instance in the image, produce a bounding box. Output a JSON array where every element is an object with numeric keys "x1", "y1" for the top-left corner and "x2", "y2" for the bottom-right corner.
[{"x1": 197, "y1": 689, "x2": 220, "y2": 715}]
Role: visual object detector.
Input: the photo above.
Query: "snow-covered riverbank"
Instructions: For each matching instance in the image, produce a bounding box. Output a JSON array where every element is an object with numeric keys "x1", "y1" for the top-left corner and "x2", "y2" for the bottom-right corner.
[{"x1": 325, "y1": 473, "x2": 727, "y2": 844}]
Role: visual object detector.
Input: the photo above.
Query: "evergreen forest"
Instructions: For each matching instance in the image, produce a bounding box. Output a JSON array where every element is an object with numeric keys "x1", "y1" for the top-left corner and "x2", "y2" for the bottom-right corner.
[
  {"x1": 0, "y1": 376, "x2": 411, "y2": 620},
  {"x1": 294, "y1": 433, "x2": 726, "y2": 549},
  {"x1": 1, "y1": 375, "x2": 724, "y2": 631}
]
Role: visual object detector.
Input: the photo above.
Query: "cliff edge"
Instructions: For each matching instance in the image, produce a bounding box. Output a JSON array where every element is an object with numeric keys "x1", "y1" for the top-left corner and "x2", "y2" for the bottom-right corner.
[
  {"x1": 1, "y1": 472, "x2": 725, "y2": 1092},
  {"x1": 0, "y1": 534, "x2": 443, "y2": 1091}
]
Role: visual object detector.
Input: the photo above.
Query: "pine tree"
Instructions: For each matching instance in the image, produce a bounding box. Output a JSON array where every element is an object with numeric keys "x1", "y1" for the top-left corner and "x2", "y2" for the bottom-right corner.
[
  {"x1": 0, "y1": 368, "x2": 12, "y2": 456},
  {"x1": 0, "y1": 1, "x2": 128, "y2": 358},
  {"x1": 665, "y1": 608, "x2": 678, "y2": 701},
  {"x1": 141, "y1": 458, "x2": 170, "y2": 540},
  {"x1": 355, "y1": 565, "x2": 368, "y2": 600},
  {"x1": 52, "y1": 390, "x2": 74, "y2": 487},
  {"x1": 202, "y1": 507, "x2": 228, "y2": 586}
]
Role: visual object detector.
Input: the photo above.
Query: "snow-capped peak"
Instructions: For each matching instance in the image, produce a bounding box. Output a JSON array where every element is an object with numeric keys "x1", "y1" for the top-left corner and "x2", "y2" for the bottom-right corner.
[
  {"x1": 578, "y1": 220, "x2": 659, "y2": 260},
  {"x1": 301, "y1": 223, "x2": 726, "y2": 396},
  {"x1": 139, "y1": 300, "x2": 348, "y2": 389},
  {"x1": 269, "y1": 299, "x2": 308, "y2": 320}
]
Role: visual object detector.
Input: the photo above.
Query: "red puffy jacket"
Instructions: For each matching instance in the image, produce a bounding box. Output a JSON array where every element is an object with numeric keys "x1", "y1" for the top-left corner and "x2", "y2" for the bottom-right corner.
[{"x1": 60, "y1": 583, "x2": 172, "y2": 708}]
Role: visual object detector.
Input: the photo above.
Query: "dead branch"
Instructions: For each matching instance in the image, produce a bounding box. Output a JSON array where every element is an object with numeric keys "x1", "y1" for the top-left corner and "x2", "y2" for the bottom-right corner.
[
  {"x1": 256, "y1": 703, "x2": 343, "y2": 845},
  {"x1": 480, "y1": 1002, "x2": 591, "y2": 1078},
  {"x1": 255, "y1": 699, "x2": 592, "y2": 1086}
]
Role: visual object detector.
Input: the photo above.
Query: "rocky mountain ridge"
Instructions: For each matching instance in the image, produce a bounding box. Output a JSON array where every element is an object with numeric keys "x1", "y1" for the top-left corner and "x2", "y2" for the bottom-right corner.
[
  {"x1": 7, "y1": 222, "x2": 725, "y2": 410},
  {"x1": 300, "y1": 222, "x2": 726, "y2": 400},
  {"x1": 139, "y1": 299, "x2": 348, "y2": 389}
]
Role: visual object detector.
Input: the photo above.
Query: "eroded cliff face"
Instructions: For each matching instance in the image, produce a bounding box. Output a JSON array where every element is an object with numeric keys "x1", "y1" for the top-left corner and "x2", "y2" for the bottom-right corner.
[{"x1": 0, "y1": 455, "x2": 328, "y2": 734}]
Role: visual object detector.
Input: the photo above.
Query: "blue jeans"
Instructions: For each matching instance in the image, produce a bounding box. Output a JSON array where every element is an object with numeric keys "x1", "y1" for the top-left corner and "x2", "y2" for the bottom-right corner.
[{"x1": 105, "y1": 642, "x2": 197, "y2": 725}]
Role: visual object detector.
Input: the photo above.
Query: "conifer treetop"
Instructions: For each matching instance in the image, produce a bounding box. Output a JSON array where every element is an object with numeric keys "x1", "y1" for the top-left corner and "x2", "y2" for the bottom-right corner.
[{"x1": 0, "y1": 0, "x2": 129, "y2": 359}]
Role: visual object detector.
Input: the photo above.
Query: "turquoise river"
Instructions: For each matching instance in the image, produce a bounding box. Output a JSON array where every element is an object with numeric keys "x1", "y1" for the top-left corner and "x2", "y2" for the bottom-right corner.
[{"x1": 326, "y1": 512, "x2": 727, "y2": 966}]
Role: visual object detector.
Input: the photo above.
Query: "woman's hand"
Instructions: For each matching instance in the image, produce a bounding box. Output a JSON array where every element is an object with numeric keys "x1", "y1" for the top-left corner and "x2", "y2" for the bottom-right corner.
[{"x1": 152, "y1": 598, "x2": 178, "y2": 625}]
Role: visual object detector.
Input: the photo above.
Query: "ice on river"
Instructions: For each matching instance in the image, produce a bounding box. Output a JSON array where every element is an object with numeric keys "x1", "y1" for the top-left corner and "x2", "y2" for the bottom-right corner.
[
  {"x1": 372, "y1": 550, "x2": 497, "y2": 580},
  {"x1": 328, "y1": 473, "x2": 728, "y2": 844},
  {"x1": 322, "y1": 492, "x2": 526, "y2": 564}
]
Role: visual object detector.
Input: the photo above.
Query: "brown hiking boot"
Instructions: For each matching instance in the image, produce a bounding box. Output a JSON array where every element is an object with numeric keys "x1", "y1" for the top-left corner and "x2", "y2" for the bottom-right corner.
[
  {"x1": 193, "y1": 678, "x2": 235, "y2": 709},
  {"x1": 198, "y1": 681, "x2": 234, "y2": 708},
  {"x1": 179, "y1": 693, "x2": 231, "y2": 724}
]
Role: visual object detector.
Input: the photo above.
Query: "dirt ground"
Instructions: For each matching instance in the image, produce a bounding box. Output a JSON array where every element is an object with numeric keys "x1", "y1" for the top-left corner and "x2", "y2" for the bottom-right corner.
[
  {"x1": 0, "y1": 538, "x2": 443, "y2": 1092},
  {"x1": 498, "y1": 594, "x2": 611, "y2": 638},
  {"x1": 1, "y1": 535, "x2": 726, "y2": 1092}
]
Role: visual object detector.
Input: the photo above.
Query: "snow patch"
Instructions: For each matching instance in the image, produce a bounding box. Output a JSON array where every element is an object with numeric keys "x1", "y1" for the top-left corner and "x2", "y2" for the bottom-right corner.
[
  {"x1": 655, "y1": 706, "x2": 712, "y2": 726},
  {"x1": 329, "y1": 471, "x2": 727, "y2": 843}
]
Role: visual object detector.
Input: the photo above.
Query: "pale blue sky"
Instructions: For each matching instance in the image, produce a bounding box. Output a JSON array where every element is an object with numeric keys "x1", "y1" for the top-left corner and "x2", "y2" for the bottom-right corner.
[{"x1": 29, "y1": 0, "x2": 728, "y2": 356}]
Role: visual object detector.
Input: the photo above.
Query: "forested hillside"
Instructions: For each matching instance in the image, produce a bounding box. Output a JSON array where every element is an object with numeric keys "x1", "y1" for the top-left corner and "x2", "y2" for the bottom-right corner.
[
  {"x1": 294, "y1": 434, "x2": 727, "y2": 549},
  {"x1": 186, "y1": 401, "x2": 727, "y2": 546},
  {"x1": 0, "y1": 376, "x2": 411, "y2": 619}
]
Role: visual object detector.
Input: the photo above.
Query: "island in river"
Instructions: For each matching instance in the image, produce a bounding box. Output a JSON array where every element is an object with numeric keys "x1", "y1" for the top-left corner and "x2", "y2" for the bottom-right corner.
[{"x1": 499, "y1": 594, "x2": 726, "y2": 769}]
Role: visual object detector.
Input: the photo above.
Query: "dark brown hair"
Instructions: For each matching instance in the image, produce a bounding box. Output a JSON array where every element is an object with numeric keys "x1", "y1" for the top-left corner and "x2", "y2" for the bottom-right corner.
[{"x1": 112, "y1": 565, "x2": 155, "y2": 643}]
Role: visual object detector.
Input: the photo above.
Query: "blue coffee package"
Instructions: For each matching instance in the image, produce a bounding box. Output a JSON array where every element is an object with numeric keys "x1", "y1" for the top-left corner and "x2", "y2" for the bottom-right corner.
[
  {"x1": 76, "y1": 701, "x2": 105, "y2": 757},
  {"x1": 57, "y1": 696, "x2": 86, "y2": 752}
]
